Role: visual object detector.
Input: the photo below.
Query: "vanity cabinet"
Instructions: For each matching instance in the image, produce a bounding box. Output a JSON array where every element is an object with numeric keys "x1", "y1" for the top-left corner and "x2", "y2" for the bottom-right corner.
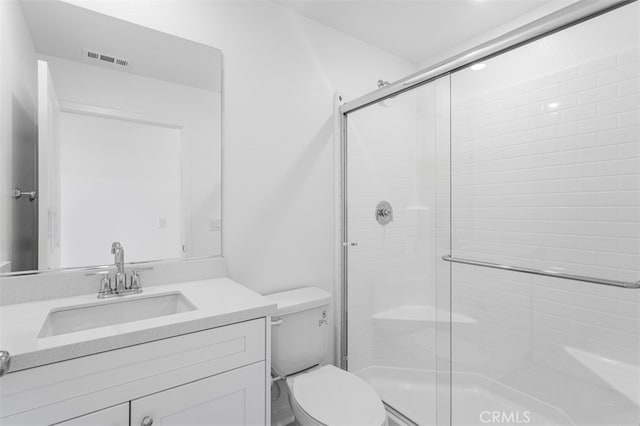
[
  {"x1": 131, "y1": 362, "x2": 265, "y2": 426},
  {"x1": 52, "y1": 363, "x2": 265, "y2": 426},
  {"x1": 0, "y1": 318, "x2": 270, "y2": 426}
]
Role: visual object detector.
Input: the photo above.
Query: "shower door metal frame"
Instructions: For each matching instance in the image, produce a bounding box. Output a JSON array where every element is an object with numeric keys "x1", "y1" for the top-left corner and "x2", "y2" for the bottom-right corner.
[
  {"x1": 339, "y1": 0, "x2": 634, "y2": 116},
  {"x1": 340, "y1": 112, "x2": 349, "y2": 369},
  {"x1": 338, "y1": 0, "x2": 635, "y2": 411}
]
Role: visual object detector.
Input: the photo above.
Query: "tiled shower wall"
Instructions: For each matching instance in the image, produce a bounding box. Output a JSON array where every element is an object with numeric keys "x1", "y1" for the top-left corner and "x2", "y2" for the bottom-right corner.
[
  {"x1": 452, "y1": 48, "x2": 639, "y2": 283},
  {"x1": 347, "y1": 85, "x2": 439, "y2": 372},
  {"x1": 345, "y1": 4, "x2": 637, "y2": 425},
  {"x1": 450, "y1": 4, "x2": 639, "y2": 424}
]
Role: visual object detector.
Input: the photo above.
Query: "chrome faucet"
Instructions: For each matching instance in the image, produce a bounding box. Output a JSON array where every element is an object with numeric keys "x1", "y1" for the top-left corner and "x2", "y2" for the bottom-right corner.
[
  {"x1": 89, "y1": 242, "x2": 148, "y2": 298},
  {"x1": 111, "y1": 242, "x2": 126, "y2": 292},
  {"x1": 111, "y1": 241, "x2": 125, "y2": 273}
]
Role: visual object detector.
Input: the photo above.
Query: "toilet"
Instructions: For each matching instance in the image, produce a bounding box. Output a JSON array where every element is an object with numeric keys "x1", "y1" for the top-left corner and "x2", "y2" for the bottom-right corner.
[{"x1": 266, "y1": 287, "x2": 387, "y2": 426}]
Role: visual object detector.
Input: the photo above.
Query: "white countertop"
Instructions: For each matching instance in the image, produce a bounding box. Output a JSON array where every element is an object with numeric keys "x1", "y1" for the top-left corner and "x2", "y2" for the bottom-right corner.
[{"x1": 0, "y1": 278, "x2": 276, "y2": 372}]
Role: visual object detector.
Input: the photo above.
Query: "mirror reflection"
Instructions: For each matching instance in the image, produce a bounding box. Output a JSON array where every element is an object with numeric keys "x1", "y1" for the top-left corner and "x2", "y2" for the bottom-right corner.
[{"x1": 1, "y1": 1, "x2": 222, "y2": 274}]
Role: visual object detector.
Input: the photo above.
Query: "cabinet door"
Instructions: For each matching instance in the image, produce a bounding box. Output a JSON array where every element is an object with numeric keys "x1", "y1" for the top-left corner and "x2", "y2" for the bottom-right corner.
[
  {"x1": 53, "y1": 403, "x2": 128, "y2": 426},
  {"x1": 131, "y1": 361, "x2": 265, "y2": 426}
]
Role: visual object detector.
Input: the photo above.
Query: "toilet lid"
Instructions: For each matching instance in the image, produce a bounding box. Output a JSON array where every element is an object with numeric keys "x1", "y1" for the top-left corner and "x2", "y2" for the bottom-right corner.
[{"x1": 289, "y1": 365, "x2": 386, "y2": 426}]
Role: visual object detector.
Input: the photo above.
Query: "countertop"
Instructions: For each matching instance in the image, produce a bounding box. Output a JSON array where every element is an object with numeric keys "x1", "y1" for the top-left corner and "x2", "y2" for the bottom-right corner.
[{"x1": 0, "y1": 278, "x2": 277, "y2": 372}]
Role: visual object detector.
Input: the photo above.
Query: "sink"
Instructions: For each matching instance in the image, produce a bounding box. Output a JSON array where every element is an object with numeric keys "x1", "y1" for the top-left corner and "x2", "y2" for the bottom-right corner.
[{"x1": 38, "y1": 292, "x2": 197, "y2": 338}]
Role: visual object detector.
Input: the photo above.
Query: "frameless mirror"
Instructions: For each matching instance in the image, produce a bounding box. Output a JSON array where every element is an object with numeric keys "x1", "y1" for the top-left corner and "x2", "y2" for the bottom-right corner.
[{"x1": 1, "y1": 1, "x2": 222, "y2": 274}]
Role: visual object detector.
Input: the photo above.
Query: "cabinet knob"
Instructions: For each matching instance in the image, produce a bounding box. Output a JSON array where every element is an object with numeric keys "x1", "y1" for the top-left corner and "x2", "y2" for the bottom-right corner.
[{"x1": 141, "y1": 416, "x2": 154, "y2": 426}]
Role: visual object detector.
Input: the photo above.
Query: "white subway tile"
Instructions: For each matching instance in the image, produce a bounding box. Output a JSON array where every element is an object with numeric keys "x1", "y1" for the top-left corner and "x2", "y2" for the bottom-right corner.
[
  {"x1": 597, "y1": 126, "x2": 639, "y2": 146},
  {"x1": 578, "y1": 84, "x2": 618, "y2": 105},
  {"x1": 502, "y1": 84, "x2": 561, "y2": 110},
  {"x1": 560, "y1": 104, "x2": 598, "y2": 122},
  {"x1": 560, "y1": 74, "x2": 597, "y2": 94},
  {"x1": 597, "y1": 158, "x2": 640, "y2": 176},
  {"x1": 543, "y1": 122, "x2": 580, "y2": 139},
  {"x1": 577, "y1": 114, "x2": 617, "y2": 133},
  {"x1": 618, "y1": 110, "x2": 640, "y2": 127},
  {"x1": 617, "y1": 142, "x2": 640, "y2": 159},
  {"x1": 618, "y1": 77, "x2": 640, "y2": 96},
  {"x1": 597, "y1": 62, "x2": 640, "y2": 86},
  {"x1": 597, "y1": 190, "x2": 639, "y2": 207},
  {"x1": 597, "y1": 94, "x2": 639, "y2": 115},
  {"x1": 577, "y1": 55, "x2": 618, "y2": 76},
  {"x1": 617, "y1": 48, "x2": 640, "y2": 65}
]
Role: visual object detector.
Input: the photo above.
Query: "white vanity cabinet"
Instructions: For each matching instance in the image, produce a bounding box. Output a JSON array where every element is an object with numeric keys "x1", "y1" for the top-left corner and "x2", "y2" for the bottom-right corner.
[
  {"x1": 130, "y1": 362, "x2": 265, "y2": 426},
  {"x1": 0, "y1": 318, "x2": 270, "y2": 426}
]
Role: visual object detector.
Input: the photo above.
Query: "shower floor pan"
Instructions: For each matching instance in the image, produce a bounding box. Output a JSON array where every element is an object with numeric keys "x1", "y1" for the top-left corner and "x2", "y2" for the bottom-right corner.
[{"x1": 355, "y1": 366, "x2": 573, "y2": 426}]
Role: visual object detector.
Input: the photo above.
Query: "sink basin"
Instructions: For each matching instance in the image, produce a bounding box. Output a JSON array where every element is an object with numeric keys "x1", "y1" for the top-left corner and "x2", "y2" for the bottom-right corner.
[{"x1": 38, "y1": 292, "x2": 197, "y2": 338}]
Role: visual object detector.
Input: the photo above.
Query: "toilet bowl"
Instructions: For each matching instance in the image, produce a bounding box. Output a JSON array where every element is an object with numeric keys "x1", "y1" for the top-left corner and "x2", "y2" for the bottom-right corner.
[
  {"x1": 266, "y1": 287, "x2": 387, "y2": 426},
  {"x1": 286, "y1": 365, "x2": 387, "y2": 426}
]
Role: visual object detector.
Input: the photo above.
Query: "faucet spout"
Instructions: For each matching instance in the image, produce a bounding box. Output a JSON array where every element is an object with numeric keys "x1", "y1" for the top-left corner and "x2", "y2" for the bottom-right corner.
[{"x1": 111, "y1": 242, "x2": 125, "y2": 273}]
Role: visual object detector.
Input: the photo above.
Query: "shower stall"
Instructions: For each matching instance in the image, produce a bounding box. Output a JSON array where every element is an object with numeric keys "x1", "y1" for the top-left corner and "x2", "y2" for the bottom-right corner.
[{"x1": 339, "y1": 1, "x2": 640, "y2": 425}]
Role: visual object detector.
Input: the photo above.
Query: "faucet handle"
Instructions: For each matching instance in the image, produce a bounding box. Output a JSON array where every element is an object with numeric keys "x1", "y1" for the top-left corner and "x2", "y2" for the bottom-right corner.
[
  {"x1": 91, "y1": 272, "x2": 113, "y2": 298},
  {"x1": 129, "y1": 267, "x2": 152, "y2": 292},
  {"x1": 130, "y1": 271, "x2": 141, "y2": 290},
  {"x1": 115, "y1": 272, "x2": 127, "y2": 293}
]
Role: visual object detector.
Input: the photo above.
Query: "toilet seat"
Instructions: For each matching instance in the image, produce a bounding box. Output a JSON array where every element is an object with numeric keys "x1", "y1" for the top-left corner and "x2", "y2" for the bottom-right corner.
[{"x1": 287, "y1": 365, "x2": 387, "y2": 426}]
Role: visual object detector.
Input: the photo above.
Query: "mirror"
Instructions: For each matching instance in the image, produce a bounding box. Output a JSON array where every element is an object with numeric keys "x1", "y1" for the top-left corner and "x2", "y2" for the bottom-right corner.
[{"x1": 1, "y1": 1, "x2": 222, "y2": 274}]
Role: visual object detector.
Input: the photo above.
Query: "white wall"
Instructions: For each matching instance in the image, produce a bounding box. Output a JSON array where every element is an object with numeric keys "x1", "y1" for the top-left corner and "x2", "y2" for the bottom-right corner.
[
  {"x1": 0, "y1": 0, "x2": 38, "y2": 272},
  {"x1": 61, "y1": 2, "x2": 415, "y2": 309}
]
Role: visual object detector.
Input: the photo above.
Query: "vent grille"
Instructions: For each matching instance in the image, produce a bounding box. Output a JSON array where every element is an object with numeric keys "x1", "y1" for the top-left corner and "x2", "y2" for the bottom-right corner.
[{"x1": 83, "y1": 49, "x2": 130, "y2": 68}]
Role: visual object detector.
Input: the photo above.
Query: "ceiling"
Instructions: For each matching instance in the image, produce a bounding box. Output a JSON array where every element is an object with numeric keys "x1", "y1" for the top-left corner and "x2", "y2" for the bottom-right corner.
[
  {"x1": 275, "y1": 0, "x2": 571, "y2": 64},
  {"x1": 21, "y1": 1, "x2": 222, "y2": 92}
]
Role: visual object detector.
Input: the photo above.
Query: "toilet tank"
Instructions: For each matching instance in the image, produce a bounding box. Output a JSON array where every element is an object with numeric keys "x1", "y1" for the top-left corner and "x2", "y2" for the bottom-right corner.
[{"x1": 266, "y1": 287, "x2": 331, "y2": 376}]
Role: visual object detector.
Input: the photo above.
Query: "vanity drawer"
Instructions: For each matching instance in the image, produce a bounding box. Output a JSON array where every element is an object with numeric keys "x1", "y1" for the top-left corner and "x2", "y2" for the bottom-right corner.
[{"x1": 0, "y1": 318, "x2": 266, "y2": 424}]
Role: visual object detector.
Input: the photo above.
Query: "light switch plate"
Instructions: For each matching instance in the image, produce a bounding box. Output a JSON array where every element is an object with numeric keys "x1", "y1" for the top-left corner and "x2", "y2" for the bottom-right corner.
[{"x1": 208, "y1": 218, "x2": 222, "y2": 231}]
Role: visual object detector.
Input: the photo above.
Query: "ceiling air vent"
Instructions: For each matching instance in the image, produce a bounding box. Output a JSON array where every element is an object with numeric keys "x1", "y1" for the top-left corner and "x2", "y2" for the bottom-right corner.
[{"x1": 83, "y1": 49, "x2": 130, "y2": 68}]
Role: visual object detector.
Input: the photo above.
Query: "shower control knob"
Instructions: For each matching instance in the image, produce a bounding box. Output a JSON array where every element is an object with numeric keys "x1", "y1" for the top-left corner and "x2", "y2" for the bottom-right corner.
[
  {"x1": 375, "y1": 201, "x2": 393, "y2": 225},
  {"x1": 141, "y1": 416, "x2": 153, "y2": 426}
]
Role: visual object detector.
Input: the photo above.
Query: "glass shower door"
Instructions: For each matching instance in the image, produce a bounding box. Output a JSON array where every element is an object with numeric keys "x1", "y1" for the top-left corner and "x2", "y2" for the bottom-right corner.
[
  {"x1": 449, "y1": 3, "x2": 639, "y2": 425},
  {"x1": 344, "y1": 75, "x2": 451, "y2": 425}
]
